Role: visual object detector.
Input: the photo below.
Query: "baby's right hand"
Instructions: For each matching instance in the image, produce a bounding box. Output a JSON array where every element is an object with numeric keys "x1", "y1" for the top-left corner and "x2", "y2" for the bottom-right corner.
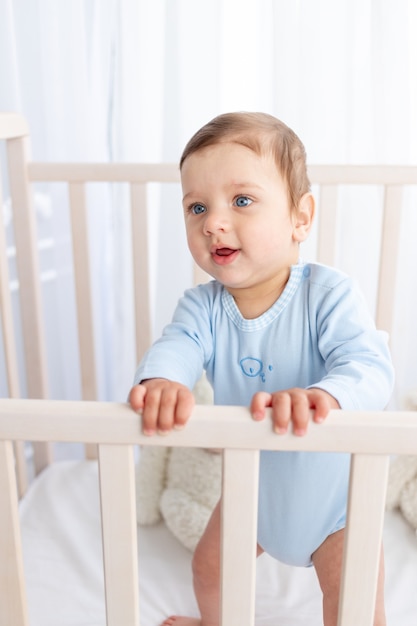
[{"x1": 129, "y1": 378, "x2": 195, "y2": 436}]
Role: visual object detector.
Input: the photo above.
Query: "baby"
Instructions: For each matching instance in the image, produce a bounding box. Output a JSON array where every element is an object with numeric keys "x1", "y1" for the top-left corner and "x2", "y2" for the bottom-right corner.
[{"x1": 129, "y1": 112, "x2": 394, "y2": 626}]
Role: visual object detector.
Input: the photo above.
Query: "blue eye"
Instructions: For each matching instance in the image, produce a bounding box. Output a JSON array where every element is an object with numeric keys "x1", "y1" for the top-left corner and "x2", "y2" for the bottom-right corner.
[
  {"x1": 191, "y1": 203, "x2": 207, "y2": 215},
  {"x1": 235, "y1": 196, "x2": 252, "y2": 207}
]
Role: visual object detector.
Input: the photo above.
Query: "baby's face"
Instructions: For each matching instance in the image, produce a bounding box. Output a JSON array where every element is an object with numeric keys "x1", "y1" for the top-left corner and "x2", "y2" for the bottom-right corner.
[{"x1": 181, "y1": 141, "x2": 306, "y2": 313}]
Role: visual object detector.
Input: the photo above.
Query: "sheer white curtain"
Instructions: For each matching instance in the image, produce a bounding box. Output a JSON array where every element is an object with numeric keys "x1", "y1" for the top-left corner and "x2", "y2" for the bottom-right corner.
[{"x1": 0, "y1": 0, "x2": 416, "y2": 405}]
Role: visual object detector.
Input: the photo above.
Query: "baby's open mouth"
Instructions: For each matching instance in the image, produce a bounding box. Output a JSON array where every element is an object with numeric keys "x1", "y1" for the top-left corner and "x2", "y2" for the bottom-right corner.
[
  {"x1": 215, "y1": 248, "x2": 235, "y2": 256},
  {"x1": 211, "y1": 247, "x2": 239, "y2": 265}
]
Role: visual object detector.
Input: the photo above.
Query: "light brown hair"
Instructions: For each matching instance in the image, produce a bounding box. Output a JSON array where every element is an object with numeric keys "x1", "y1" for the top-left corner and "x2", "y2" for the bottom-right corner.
[{"x1": 180, "y1": 112, "x2": 310, "y2": 211}]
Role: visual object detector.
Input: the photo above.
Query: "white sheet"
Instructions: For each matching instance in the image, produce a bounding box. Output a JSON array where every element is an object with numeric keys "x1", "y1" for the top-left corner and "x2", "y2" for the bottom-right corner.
[{"x1": 19, "y1": 460, "x2": 417, "y2": 626}]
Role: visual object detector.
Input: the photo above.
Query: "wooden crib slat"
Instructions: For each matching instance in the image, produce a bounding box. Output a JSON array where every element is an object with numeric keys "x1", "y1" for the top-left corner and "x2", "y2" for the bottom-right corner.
[
  {"x1": 6, "y1": 137, "x2": 49, "y2": 400},
  {"x1": 316, "y1": 184, "x2": 339, "y2": 266},
  {"x1": 376, "y1": 185, "x2": 403, "y2": 335},
  {"x1": 7, "y1": 135, "x2": 52, "y2": 474},
  {"x1": 69, "y1": 182, "x2": 98, "y2": 459},
  {"x1": 12, "y1": 442, "x2": 28, "y2": 498},
  {"x1": 130, "y1": 183, "x2": 152, "y2": 364},
  {"x1": 0, "y1": 440, "x2": 28, "y2": 626},
  {"x1": 0, "y1": 177, "x2": 28, "y2": 495},
  {"x1": 338, "y1": 453, "x2": 390, "y2": 626},
  {"x1": 220, "y1": 449, "x2": 259, "y2": 626},
  {"x1": 69, "y1": 182, "x2": 98, "y2": 402},
  {"x1": 98, "y1": 444, "x2": 140, "y2": 626},
  {"x1": 0, "y1": 181, "x2": 20, "y2": 401}
]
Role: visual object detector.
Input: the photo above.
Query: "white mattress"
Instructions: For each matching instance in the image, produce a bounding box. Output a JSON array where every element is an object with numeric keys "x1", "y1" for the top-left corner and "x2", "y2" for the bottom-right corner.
[{"x1": 19, "y1": 460, "x2": 417, "y2": 626}]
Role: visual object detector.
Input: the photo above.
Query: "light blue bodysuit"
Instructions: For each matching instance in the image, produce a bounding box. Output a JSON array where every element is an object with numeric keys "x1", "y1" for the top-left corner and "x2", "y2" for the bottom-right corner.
[{"x1": 135, "y1": 262, "x2": 394, "y2": 566}]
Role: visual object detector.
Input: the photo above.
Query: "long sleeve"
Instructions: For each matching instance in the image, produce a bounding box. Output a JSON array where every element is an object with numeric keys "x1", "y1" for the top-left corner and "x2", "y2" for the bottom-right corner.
[
  {"x1": 306, "y1": 271, "x2": 394, "y2": 410},
  {"x1": 133, "y1": 283, "x2": 217, "y2": 390}
]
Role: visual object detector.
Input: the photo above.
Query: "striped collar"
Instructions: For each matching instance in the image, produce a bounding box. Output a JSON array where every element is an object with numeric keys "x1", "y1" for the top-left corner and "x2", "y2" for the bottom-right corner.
[{"x1": 221, "y1": 262, "x2": 305, "y2": 332}]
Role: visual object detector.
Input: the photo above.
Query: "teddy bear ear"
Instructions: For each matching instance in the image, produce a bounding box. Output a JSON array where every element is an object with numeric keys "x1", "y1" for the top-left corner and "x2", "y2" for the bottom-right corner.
[{"x1": 386, "y1": 455, "x2": 417, "y2": 511}]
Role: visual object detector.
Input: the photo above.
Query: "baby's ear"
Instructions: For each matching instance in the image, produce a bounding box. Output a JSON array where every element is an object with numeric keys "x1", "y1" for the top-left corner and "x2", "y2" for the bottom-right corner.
[{"x1": 292, "y1": 192, "x2": 315, "y2": 243}]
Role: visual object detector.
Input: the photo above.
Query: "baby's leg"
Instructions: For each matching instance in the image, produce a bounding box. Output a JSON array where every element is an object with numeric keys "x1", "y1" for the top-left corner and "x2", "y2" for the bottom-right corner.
[
  {"x1": 161, "y1": 500, "x2": 264, "y2": 626},
  {"x1": 191, "y1": 499, "x2": 222, "y2": 626},
  {"x1": 160, "y1": 500, "x2": 222, "y2": 626},
  {"x1": 312, "y1": 529, "x2": 386, "y2": 626}
]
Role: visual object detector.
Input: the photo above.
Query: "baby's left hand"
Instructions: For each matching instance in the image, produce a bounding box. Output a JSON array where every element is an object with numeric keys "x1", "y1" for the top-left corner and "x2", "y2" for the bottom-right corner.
[{"x1": 250, "y1": 387, "x2": 339, "y2": 436}]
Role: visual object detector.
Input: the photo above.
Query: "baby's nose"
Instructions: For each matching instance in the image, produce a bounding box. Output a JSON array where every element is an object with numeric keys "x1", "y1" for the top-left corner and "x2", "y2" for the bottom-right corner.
[{"x1": 203, "y1": 209, "x2": 229, "y2": 235}]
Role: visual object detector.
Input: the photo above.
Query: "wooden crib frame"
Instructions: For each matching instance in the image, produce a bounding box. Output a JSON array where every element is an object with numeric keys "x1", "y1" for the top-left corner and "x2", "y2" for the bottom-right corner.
[{"x1": 1, "y1": 112, "x2": 417, "y2": 626}]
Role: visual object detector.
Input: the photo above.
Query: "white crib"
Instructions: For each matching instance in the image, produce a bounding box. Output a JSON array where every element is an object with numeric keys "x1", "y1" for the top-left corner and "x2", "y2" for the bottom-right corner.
[{"x1": 1, "y1": 112, "x2": 417, "y2": 626}]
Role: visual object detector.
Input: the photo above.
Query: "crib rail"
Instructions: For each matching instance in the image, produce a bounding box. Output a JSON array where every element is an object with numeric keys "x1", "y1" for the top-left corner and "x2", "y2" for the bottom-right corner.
[
  {"x1": 1, "y1": 400, "x2": 417, "y2": 626},
  {"x1": 1, "y1": 399, "x2": 417, "y2": 454}
]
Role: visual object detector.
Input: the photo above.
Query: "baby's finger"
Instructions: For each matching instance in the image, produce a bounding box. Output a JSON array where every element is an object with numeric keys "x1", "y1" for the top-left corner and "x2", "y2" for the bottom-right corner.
[
  {"x1": 174, "y1": 388, "x2": 195, "y2": 430},
  {"x1": 310, "y1": 392, "x2": 332, "y2": 424},
  {"x1": 250, "y1": 391, "x2": 272, "y2": 421},
  {"x1": 129, "y1": 384, "x2": 147, "y2": 412},
  {"x1": 156, "y1": 386, "x2": 194, "y2": 434},
  {"x1": 140, "y1": 387, "x2": 163, "y2": 436},
  {"x1": 271, "y1": 392, "x2": 292, "y2": 434},
  {"x1": 153, "y1": 386, "x2": 179, "y2": 434},
  {"x1": 289, "y1": 390, "x2": 310, "y2": 436}
]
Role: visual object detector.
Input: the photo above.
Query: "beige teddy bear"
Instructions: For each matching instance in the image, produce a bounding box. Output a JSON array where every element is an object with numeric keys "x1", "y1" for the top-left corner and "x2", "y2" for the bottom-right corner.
[
  {"x1": 386, "y1": 455, "x2": 417, "y2": 534},
  {"x1": 135, "y1": 374, "x2": 222, "y2": 551}
]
